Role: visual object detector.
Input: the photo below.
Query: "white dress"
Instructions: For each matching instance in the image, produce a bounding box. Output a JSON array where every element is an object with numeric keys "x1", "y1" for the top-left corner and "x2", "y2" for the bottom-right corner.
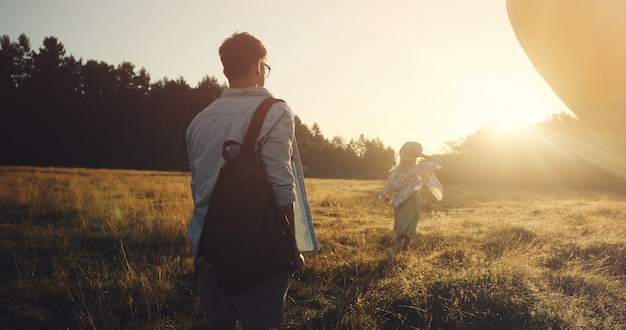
[
  {"x1": 380, "y1": 160, "x2": 443, "y2": 239},
  {"x1": 380, "y1": 160, "x2": 443, "y2": 207}
]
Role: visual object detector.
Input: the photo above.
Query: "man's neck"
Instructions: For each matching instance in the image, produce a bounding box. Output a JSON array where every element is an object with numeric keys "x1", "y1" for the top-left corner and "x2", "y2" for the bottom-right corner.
[
  {"x1": 229, "y1": 82, "x2": 256, "y2": 89},
  {"x1": 229, "y1": 75, "x2": 260, "y2": 89}
]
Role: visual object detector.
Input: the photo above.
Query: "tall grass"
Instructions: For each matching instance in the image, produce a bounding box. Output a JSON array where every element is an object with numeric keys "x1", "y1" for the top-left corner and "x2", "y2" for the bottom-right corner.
[
  {"x1": 1, "y1": 166, "x2": 625, "y2": 329},
  {"x1": 1, "y1": 166, "x2": 194, "y2": 328}
]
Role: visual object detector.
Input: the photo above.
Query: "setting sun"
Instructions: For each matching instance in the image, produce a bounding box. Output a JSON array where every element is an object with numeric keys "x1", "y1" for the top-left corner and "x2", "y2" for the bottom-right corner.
[{"x1": 455, "y1": 75, "x2": 570, "y2": 133}]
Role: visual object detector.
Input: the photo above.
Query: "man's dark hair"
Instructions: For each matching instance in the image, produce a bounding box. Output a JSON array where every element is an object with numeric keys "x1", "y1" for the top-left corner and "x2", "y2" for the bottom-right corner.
[{"x1": 219, "y1": 32, "x2": 267, "y2": 81}]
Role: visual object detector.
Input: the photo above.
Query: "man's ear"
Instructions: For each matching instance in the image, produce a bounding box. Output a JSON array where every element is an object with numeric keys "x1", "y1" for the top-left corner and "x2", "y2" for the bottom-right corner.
[
  {"x1": 254, "y1": 61, "x2": 265, "y2": 87},
  {"x1": 255, "y1": 60, "x2": 262, "y2": 76}
]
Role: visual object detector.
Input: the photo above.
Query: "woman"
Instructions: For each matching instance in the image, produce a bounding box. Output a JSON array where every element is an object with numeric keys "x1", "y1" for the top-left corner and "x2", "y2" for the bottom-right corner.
[{"x1": 380, "y1": 141, "x2": 443, "y2": 258}]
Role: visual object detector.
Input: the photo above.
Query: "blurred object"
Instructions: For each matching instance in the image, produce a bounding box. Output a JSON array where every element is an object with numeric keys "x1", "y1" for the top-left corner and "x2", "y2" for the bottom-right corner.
[{"x1": 506, "y1": 0, "x2": 626, "y2": 188}]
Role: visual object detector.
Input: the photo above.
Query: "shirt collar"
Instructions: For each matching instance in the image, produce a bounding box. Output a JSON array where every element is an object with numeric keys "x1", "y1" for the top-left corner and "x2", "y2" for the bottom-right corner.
[{"x1": 221, "y1": 86, "x2": 274, "y2": 98}]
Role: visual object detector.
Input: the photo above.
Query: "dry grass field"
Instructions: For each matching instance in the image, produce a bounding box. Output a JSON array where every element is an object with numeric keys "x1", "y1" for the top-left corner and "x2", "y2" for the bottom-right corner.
[{"x1": 1, "y1": 166, "x2": 625, "y2": 329}]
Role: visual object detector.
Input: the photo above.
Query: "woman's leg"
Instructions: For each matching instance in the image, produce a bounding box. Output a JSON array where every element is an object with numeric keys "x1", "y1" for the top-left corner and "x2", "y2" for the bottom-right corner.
[
  {"x1": 398, "y1": 235, "x2": 410, "y2": 251},
  {"x1": 390, "y1": 235, "x2": 410, "y2": 255}
]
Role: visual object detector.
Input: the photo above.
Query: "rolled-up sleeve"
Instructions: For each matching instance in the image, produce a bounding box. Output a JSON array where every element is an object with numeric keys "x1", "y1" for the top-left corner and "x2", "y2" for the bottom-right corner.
[{"x1": 260, "y1": 104, "x2": 296, "y2": 206}]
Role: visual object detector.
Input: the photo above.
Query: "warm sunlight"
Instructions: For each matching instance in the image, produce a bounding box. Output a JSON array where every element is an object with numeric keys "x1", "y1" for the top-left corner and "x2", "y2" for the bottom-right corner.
[
  {"x1": 507, "y1": 0, "x2": 626, "y2": 155},
  {"x1": 455, "y1": 75, "x2": 567, "y2": 132}
]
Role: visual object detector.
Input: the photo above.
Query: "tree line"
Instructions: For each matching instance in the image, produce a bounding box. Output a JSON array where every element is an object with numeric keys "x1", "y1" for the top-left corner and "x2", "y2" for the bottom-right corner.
[
  {"x1": 1, "y1": 34, "x2": 624, "y2": 188},
  {"x1": 0, "y1": 34, "x2": 395, "y2": 179},
  {"x1": 436, "y1": 113, "x2": 626, "y2": 190}
]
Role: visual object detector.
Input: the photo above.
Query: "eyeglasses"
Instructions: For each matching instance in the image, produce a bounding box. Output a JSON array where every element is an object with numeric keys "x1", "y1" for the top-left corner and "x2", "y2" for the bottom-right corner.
[{"x1": 261, "y1": 62, "x2": 271, "y2": 78}]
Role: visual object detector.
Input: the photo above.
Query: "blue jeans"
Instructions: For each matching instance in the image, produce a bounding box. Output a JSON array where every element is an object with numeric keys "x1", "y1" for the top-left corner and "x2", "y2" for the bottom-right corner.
[{"x1": 196, "y1": 258, "x2": 290, "y2": 329}]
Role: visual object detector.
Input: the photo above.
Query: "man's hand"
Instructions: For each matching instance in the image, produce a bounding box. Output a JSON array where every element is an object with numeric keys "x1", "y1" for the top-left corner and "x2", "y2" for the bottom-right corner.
[{"x1": 280, "y1": 203, "x2": 295, "y2": 227}]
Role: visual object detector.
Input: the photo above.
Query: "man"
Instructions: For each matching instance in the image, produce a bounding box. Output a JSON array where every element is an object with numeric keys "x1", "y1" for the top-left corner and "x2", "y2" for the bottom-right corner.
[{"x1": 186, "y1": 32, "x2": 297, "y2": 329}]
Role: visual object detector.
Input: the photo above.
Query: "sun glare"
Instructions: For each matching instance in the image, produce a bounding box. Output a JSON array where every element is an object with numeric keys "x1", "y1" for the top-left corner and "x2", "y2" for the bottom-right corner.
[{"x1": 456, "y1": 76, "x2": 565, "y2": 133}]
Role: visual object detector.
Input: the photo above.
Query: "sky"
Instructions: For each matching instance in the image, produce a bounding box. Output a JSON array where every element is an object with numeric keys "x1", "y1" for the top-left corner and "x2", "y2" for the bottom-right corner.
[{"x1": 0, "y1": 0, "x2": 574, "y2": 154}]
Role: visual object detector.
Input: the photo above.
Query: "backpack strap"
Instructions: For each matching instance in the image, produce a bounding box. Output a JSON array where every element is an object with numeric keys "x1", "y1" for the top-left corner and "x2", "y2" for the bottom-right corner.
[{"x1": 241, "y1": 98, "x2": 285, "y2": 153}]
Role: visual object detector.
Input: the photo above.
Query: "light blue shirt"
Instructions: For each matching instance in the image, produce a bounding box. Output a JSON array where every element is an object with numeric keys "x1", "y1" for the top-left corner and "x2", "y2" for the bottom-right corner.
[{"x1": 186, "y1": 87, "x2": 318, "y2": 256}]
